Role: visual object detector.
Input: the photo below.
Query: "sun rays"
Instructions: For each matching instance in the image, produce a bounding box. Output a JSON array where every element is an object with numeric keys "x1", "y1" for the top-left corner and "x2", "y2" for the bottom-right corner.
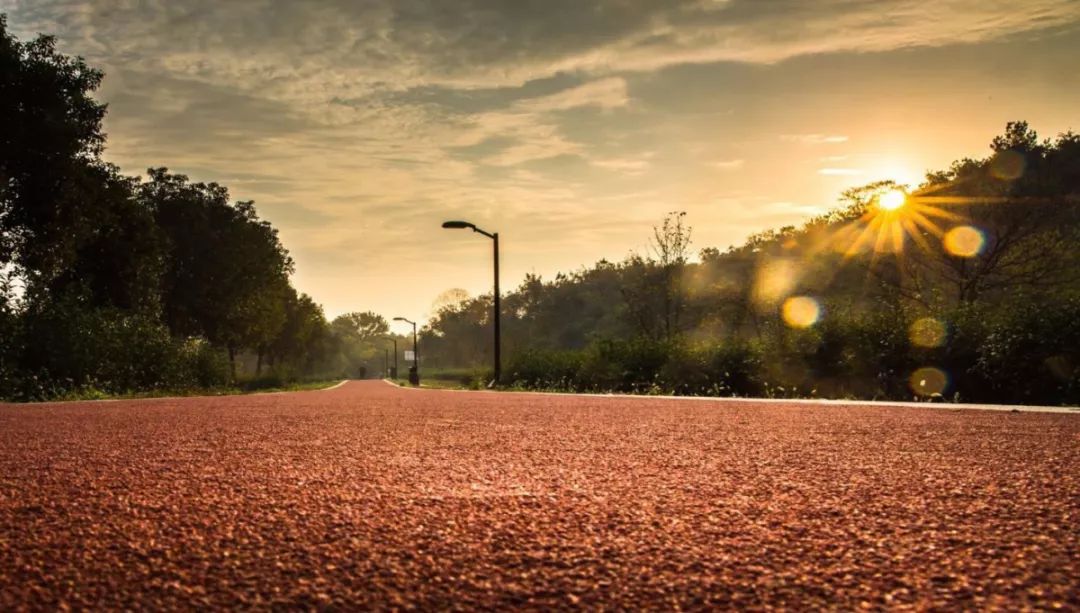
[{"x1": 826, "y1": 186, "x2": 963, "y2": 258}]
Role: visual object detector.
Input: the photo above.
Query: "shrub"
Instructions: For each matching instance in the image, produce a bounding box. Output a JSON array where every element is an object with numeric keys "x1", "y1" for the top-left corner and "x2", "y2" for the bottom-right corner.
[
  {"x1": 972, "y1": 298, "x2": 1080, "y2": 405},
  {"x1": 506, "y1": 350, "x2": 581, "y2": 390},
  {"x1": 7, "y1": 298, "x2": 231, "y2": 399}
]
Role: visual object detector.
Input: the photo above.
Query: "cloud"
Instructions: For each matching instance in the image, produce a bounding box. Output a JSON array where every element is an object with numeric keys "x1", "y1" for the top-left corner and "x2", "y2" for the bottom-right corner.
[
  {"x1": 782, "y1": 134, "x2": 849, "y2": 145},
  {"x1": 514, "y1": 77, "x2": 629, "y2": 112},
  {"x1": 711, "y1": 159, "x2": 745, "y2": 170},
  {"x1": 591, "y1": 156, "x2": 652, "y2": 174},
  {"x1": 8, "y1": 1, "x2": 1078, "y2": 98}
]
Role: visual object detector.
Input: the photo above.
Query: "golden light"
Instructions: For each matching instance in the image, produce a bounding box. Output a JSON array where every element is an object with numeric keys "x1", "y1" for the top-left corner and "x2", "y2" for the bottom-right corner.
[
  {"x1": 752, "y1": 258, "x2": 798, "y2": 310},
  {"x1": 865, "y1": 158, "x2": 921, "y2": 190},
  {"x1": 878, "y1": 189, "x2": 906, "y2": 211},
  {"x1": 827, "y1": 184, "x2": 962, "y2": 257},
  {"x1": 822, "y1": 170, "x2": 1045, "y2": 268},
  {"x1": 781, "y1": 296, "x2": 821, "y2": 328},
  {"x1": 990, "y1": 150, "x2": 1026, "y2": 180},
  {"x1": 909, "y1": 366, "x2": 949, "y2": 397},
  {"x1": 909, "y1": 317, "x2": 947, "y2": 348},
  {"x1": 943, "y1": 225, "x2": 985, "y2": 258}
]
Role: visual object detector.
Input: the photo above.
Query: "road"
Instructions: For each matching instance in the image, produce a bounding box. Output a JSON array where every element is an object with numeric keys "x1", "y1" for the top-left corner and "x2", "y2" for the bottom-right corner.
[{"x1": 1, "y1": 381, "x2": 1077, "y2": 609}]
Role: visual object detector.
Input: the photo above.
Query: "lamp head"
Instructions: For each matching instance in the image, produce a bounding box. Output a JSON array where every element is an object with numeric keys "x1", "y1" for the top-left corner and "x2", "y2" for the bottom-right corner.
[
  {"x1": 392, "y1": 317, "x2": 406, "y2": 322},
  {"x1": 442, "y1": 220, "x2": 473, "y2": 230}
]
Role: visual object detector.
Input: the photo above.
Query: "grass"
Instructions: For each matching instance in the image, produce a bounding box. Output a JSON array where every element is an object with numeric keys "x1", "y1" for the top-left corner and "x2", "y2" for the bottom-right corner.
[
  {"x1": 384, "y1": 367, "x2": 491, "y2": 391},
  {"x1": 39, "y1": 379, "x2": 345, "y2": 402},
  {"x1": 388, "y1": 378, "x2": 446, "y2": 390},
  {"x1": 388, "y1": 376, "x2": 477, "y2": 391}
]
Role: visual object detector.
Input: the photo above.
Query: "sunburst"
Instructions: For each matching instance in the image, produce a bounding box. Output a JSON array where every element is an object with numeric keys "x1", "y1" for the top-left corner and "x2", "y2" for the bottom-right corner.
[{"x1": 828, "y1": 186, "x2": 963, "y2": 258}]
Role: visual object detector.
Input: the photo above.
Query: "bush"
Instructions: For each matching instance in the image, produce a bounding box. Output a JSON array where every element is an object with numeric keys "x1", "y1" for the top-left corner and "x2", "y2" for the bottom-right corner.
[
  {"x1": 700, "y1": 342, "x2": 765, "y2": 397},
  {"x1": 506, "y1": 350, "x2": 581, "y2": 390},
  {"x1": 972, "y1": 298, "x2": 1080, "y2": 405},
  {"x1": 506, "y1": 338, "x2": 765, "y2": 397},
  {"x1": 238, "y1": 371, "x2": 288, "y2": 391},
  {"x1": 183, "y1": 340, "x2": 231, "y2": 388},
  {"x1": 6, "y1": 298, "x2": 231, "y2": 400}
]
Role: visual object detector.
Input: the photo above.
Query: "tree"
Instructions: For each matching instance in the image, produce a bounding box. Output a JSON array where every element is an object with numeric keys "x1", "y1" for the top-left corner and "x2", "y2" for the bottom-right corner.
[
  {"x1": 0, "y1": 16, "x2": 336, "y2": 397},
  {"x1": 853, "y1": 124, "x2": 1080, "y2": 307},
  {"x1": 332, "y1": 311, "x2": 390, "y2": 343},
  {"x1": 0, "y1": 16, "x2": 163, "y2": 311},
  {"x1": 431, "y1": 288, "x2": 470, "y2": 313},
  {"x1": 331, "y1": 311, "x2": 391, "y2": 377},
  {"x1": 620, "y1": 211, "x2": 693, "y2": 340},
  {"x1": 142, "y1": 169, "x2": 293, "y2": 376},
  {"x1": 270, "y1": 290, "x2": 332, "y2": 373},
  {"x1": 42, "y1": 164, "x2": 164, "y2": 314}
]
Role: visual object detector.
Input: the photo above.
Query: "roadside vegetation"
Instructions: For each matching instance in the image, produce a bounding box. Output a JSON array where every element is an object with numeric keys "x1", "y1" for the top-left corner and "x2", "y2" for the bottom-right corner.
[
  {"x1": 0, "y1": 18, "x2": 399, "y2": 401},
  {"x1": 40, "y1": 378, "x2": 344, "y2": 403},
  {"x1": 422, "y1": 126, "x2": 1080, "y2": 405}
]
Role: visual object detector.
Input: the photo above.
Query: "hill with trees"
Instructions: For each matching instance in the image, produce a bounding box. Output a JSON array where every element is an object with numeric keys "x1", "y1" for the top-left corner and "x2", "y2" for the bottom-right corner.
[{"x1": 421, "y1": 123, "x2": 1080, "y2": 405}]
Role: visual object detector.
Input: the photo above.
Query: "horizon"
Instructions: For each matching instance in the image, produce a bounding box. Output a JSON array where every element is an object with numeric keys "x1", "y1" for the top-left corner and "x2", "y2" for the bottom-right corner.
[{"x1": 4, "y1": 1, "x2": 1078, "y2": 331}]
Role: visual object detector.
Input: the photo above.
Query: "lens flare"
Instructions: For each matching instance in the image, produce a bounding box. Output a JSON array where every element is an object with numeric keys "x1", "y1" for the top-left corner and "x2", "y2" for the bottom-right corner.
[
  {"x1": 990, "y1": 150, "x2": 1026, "y2": 180},
  {"x1": 781, "y1": 296, "x2": 821, "y2": 328},
  {"x1": 828, "y1": 185, "x2": 961, "y2": 257},
  {"x1": 909, "y1": 317, "x2": 947, "y2": 348},
  {"x1": 752, "y1": 258, "x2": 798, "y2": 309},
  {"x1": 909, "y1": 367, "x2": 949, "y2": 397},
  {"x1": 944, "y1": 225, "x2": 985, "y2": 257},
  {"x1": 878, "y1": 189, "x2": 906, "y2": 211}
]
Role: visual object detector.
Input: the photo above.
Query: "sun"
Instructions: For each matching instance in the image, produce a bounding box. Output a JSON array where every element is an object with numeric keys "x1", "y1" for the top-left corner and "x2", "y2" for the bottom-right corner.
[
  {"x1": 826, "y1": 185, "x2": 962, "y2": 256},
  {"x1": 878, "y1": 189, "x2": 906, "y2": 211}
]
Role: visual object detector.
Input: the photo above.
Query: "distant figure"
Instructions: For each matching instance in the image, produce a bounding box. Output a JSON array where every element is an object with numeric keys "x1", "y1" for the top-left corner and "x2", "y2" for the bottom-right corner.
[{"x1": 408, "y1": 366, "x2": 420, "y2": 386}]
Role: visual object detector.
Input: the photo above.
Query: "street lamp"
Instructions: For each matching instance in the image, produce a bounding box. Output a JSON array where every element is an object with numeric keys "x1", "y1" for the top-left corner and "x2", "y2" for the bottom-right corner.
[
  {"x1": 392, "y1": 317, "x2": 419, "y2": 385},
  {"x1": 441, "y1": 220, "x2": 500, "y2": 386},
  {"x1": 383, "y1": 336, "x2": 398, "y2": 380}
]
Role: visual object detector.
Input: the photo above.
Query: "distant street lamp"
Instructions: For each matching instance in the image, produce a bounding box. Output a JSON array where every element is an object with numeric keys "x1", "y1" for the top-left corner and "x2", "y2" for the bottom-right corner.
[
  {"x1": 392, "y1": 317, "x2": 419, "y2": 385},
  {"x1": 383, "y1": 336, "x2": 399, "y2": 380},
  {"x1": 441, "y1": 220, "x2": 500, "y2": 386}
]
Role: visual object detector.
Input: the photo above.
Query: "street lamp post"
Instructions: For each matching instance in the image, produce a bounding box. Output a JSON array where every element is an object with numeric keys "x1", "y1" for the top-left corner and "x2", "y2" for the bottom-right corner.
[
  {"x1": 441, "y1": 220, "x2": 500, "y2": 386},
  {"x1": 383, "y1": 336, "x2": 398, "y2": 380},
  {"x1": 392, "y1": 317, "x2": 419, "y2": 385}
]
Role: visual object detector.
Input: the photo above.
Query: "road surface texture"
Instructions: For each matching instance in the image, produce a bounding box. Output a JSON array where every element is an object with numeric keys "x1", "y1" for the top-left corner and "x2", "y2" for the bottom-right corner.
[{"x1": 1, "y1": 381, "x2": 1077, "y2": 609}]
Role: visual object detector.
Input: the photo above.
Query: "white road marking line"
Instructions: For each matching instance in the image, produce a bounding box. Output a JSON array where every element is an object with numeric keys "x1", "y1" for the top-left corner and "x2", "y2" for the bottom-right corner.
[{"x1": 380, "y1": 379, "x2": 1079, "y2": 414}]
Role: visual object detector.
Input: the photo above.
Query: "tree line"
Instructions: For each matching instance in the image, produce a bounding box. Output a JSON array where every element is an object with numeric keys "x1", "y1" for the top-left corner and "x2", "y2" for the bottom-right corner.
[
  {"x1": 421, "y1": 122, "x2": 1080, "y2": 405},
  {"x1": 1, "y1": 17, "x2": 399, "y2": 400}
]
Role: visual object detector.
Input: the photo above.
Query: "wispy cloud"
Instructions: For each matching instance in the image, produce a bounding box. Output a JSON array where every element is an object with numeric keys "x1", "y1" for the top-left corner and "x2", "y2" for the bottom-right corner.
[
  {"x1": 592, "y1": 155, "x2": 653, "y2": 174},
  {"x1": 782, "y1": 134, "x2": 849, "y2": 145},
  {"x1": 514, "y1": 78, "x2": 629, "y2": 112},
  {"x1": 9, "y1": 1, "x2": 1078, "y2": 96},
  {"x1": 711, "y1": 159, "x2": 745, "y2": 170}
]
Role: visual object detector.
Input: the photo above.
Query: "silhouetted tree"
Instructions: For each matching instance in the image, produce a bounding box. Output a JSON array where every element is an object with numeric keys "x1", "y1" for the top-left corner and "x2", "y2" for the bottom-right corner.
[{"x1": 141, "y1": 169, "x2": 293, "y2": 377}]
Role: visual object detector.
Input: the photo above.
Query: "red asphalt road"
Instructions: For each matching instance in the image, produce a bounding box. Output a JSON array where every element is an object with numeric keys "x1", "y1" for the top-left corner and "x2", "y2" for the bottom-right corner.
[{"x1": 1, "y1": 381, "x2": 1077, "y2": 609}]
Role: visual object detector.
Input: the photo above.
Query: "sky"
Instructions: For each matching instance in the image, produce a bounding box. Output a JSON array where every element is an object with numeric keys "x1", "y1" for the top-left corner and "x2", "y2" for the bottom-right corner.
[{"x1": 3, "y1": 0, "x2": 1079, "y2": 332}]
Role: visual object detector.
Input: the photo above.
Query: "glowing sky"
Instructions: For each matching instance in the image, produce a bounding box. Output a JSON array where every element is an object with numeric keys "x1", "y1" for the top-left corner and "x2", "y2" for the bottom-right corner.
[{"x1": 4, "y1": 1, "x2": 1079, "y2": 330}]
